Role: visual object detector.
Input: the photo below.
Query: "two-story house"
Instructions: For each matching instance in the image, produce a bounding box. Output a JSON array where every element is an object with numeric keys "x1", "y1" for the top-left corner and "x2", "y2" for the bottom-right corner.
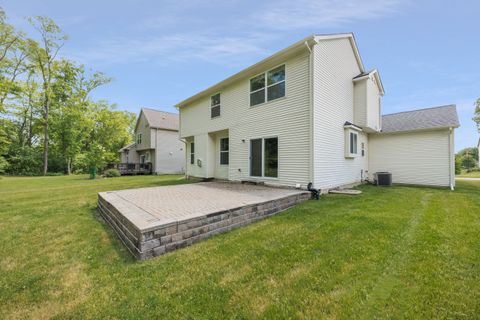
[
  {"x1": 119, "y1": 108, "x2": 185, "y2": 174},
  {"x1": 176, "y1": 33, "x2": 459, "y2": 190}
]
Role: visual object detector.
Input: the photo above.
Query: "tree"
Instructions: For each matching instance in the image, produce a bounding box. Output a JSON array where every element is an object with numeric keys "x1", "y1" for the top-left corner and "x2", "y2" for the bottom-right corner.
[
  {"x1": 474, "y1": 98, "x2": 480, "y2": 130},
  {"x1": 27, "y1": 16, "x2": 67, "y2": 175}
]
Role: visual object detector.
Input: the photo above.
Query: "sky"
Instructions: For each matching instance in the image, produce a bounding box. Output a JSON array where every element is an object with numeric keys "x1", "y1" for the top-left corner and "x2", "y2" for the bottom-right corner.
[{"x1": 3, "y1": 0, "x2": 479, "y2": 151}]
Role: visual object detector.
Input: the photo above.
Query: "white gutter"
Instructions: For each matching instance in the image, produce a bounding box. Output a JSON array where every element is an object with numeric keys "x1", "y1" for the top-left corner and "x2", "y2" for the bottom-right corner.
[
  {"x1": 449, "y1": 127, "x2": 454, "y2": 190},
  {"x1": 305, "y1": 40, "x2": 314, "y2": 189}
]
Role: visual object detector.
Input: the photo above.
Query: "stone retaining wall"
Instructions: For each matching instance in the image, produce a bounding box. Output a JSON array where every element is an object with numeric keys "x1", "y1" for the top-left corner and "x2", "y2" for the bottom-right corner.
[{"x1": 98, "y1": 192, "x2": 310, "y2": 260}]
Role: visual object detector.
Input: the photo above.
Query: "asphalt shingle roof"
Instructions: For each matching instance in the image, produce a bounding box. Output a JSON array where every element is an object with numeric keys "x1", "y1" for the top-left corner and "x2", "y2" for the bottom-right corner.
[
  {"x1": 142, "y1": 108, "x2": 179, "y2": 131},
  {"x1": 381, "y1": 105, "x2": 459, "y2": 133}
]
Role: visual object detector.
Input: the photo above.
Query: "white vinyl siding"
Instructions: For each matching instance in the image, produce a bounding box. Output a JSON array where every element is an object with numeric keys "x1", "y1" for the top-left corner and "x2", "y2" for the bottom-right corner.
[
  {"x1": 153, "y1": 129, "x2": 185, "y2": 174},
  {"x1": 369, "y1": 129, "x2": 453, "y2": 187},
  {"x1": 312, "y1": 37, "x2": 368, "y2": 190},
  {"x1": 180, "y1": 52, "x2": 311, "y2": 188}
]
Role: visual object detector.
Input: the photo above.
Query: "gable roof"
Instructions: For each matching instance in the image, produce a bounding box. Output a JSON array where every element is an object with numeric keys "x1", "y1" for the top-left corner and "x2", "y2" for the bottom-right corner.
[
  {"x1": 352, "y1": 69, "x2": 385, "y2": 96},
  {"x1": 175, "y1": 33, "x2": 368, "y2": 108},
  {"x1": 137, "y1": 108, "x2": 179, "y2": 131},
  {"x1": 381, "y1": 105, "x2": 460, "y2": 133},
  {"x1": 118, "y1": 142, "x2": 136, "y2": 153}
]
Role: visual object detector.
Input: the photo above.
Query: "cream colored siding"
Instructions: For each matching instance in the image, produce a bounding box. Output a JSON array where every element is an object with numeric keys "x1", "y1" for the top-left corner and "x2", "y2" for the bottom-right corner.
[
  {"x1": 366, "y1": 78, "x2": 381, "y2": 131},
  {"x1": 153, "y1": 129, "x2": 185, "y2": 174},
  {"x1": 354, "y1": 80, "x2": 367, "y2": 126},
  {"x1": 312, "y1": 38, "x2": 368, "y2": 190},
  {"x1": 180, "y1": 52, "x2": 311, "y2": 187},
  {"x1": 135, "y1": 113, "x2": 153, "y2": 150},
  {"x1": 369, "y1": 130, "x2": 453, "y2": 187}
]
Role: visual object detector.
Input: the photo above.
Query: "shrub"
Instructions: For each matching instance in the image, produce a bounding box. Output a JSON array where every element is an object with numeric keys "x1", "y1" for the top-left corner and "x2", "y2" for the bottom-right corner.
[
  {"x1": 45, "y1": 172, "x2": 64, "y2": 176},
  {"x1": 104, "y1": 168, "x2": 121, "y2": 178},
  {"x1": 455, "y1": 156, "x2": 461, "y2": 175}
]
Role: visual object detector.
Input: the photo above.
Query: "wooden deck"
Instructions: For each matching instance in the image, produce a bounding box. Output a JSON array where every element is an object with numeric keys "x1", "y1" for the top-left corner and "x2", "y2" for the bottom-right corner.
[{"x1": 114, "y1": 163, "x2": 152, "y2": 175}]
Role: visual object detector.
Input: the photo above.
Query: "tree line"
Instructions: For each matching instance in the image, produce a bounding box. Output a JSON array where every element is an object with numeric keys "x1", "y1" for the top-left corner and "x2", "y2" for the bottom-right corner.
[{"x1": 0, "y1": 8, "x2": 135, "y2": 175}]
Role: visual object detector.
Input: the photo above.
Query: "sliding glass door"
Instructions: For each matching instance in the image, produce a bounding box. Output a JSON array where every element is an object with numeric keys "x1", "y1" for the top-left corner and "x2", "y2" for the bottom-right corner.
[{"x1": 250, "y1": 137, "x2": 278, "y2": 178}]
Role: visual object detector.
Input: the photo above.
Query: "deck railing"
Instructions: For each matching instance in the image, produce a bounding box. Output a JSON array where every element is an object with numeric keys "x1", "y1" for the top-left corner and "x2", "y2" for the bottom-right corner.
[{"x1": 112, "y1": 163, "x2": 152, "y2": 175}]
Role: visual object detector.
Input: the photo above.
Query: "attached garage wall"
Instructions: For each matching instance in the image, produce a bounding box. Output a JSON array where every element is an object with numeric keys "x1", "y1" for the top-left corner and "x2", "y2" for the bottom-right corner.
[{"x1": 369, "y1": 129, "x2": 454, "y2": 188}]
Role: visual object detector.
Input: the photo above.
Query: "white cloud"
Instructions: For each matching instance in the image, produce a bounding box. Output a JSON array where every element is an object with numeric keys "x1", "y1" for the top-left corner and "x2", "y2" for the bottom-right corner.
[
  {"x1": 253, "y1": 0, "x2": 407, "y2": 30},
  {"x1": 65, "y1": 32, "x2": 269, "y2": 66},
  {"x1": 64, "y1": 0, "x2": 407, "y2": 66}
]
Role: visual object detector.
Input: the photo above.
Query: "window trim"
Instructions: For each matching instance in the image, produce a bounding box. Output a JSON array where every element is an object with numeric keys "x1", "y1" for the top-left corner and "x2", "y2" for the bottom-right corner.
[
  {"x1": 249, "y1": 136, "x2": 279, "y2": 179},
  {"x1": 136, "y1": 133, "x2": 142, "y2": 144},
  {"x1": 210, "y1": 92, "x2": 221, "y2": 119},
  {"x1": 219, "y1": 137, "x2": 229, "y2": 166},
  {"x1": 345, "y1": 128, "x2": 360, "y2": 158},
  {"x1": 249, "y1": 64, "x2": 286, "y2": 107}
]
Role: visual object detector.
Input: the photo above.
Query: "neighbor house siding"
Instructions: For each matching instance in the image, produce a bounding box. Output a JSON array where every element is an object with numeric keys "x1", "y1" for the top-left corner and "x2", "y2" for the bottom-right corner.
[
  {"x1": 312, "y1": 37, "x2": 368, "y2": 190},
  {"x1": 154, "y1": 129, "x2": 185, "y2": 174},
  {"x1": 369, "y1": 129, "x2": 453, "y2": 187},
  {"x1": 135, "y1": 112, "x2": 153, "y2": 150},
  {"x1": 180, "y1": 51, "x2": 312, "y2": 187}
]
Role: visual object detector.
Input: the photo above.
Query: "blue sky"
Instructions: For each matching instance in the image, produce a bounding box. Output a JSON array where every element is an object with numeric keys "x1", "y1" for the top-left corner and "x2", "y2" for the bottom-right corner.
[{"x1": 4, "y1": 0, "x2": 479, "y2": 151}]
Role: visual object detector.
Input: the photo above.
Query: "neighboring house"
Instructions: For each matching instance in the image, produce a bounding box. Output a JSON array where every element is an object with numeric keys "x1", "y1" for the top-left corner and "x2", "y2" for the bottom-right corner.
[
  {"x1": 478, "y1": 138, "x2": 480, "y2": 168},
  {"x1": 175, "y1": 33, "x2": 459, "y2": 190},
  {"x1": 119, "y1": 108, "x2": 185, "y2": 174}
]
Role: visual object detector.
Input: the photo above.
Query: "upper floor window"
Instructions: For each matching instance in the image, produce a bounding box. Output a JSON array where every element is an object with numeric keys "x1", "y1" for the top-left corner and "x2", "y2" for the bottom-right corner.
[
  {"x1": 250, "y1": 65, "x2": 285, "y2": 107},
  {"x1": 136, "y1": 133, "x2": 142, "y2": 144},
  {"x1": 211, "y1": 93, "x2": 221, "y2": 118},
  {"x1": 220, "y1": 138, "x2": 229, "y2": 165}
]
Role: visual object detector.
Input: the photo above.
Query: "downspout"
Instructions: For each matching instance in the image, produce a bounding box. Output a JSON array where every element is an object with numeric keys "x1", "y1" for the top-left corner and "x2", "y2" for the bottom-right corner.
[
  {"x1": 449, "y1": 127, "x2": 454, "y2": 190},
  {"x1": 305, "y1": 40, "x2": 315, "y2": 190}
]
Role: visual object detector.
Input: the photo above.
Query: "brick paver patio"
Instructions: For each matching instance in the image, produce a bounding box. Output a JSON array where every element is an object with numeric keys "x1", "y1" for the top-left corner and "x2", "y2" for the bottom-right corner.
[{"x1": 98, "y1": 182, "x2": 310, "y2": 259}]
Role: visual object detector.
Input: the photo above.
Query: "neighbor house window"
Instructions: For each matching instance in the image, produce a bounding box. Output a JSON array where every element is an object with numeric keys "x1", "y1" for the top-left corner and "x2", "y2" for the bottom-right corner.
[
  {"x1": 220, "y1": 138, "x2": 229, "y2": 165},
  {"x1": 250, "y1": 137, "x2": 278, "y2": 178},
  {"x1": 250, "y1": 65, "x2": 285, "y2": 106},
  {"x1": 211, "y1": 93, "x2": 221, "y2": 118},
  {"x1": 350, "y1": 132, "x2": 358, "y2": 154},
  {"x1": 190, "y1": 142, "x2": 195, "y2": 165},
  {"x1": 361, "y1": 142, "x2": 365, "y2": 157},
  {"x1": 136, "y1": 133, "x2": 142, "y2": 144}
]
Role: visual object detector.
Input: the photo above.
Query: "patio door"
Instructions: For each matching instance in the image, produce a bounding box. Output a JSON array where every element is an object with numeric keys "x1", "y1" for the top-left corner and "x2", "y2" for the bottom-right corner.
[{"x1": 250, "y1": 137, "x2": 278, "y2": 178}]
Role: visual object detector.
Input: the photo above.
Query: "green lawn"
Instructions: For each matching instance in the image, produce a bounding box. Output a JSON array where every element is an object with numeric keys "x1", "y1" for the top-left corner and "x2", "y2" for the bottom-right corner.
[
  {"x1": 1, "y1": 175, "x2": 479, "y2": 319},
  {"x1": 457, "y1": 170, "x2": 480, "y2": 178}
]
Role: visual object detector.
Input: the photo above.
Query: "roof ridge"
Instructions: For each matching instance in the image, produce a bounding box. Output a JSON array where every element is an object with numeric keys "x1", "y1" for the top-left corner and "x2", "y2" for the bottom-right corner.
[
  {"x1": 141, "y1": 107, "x2": 179, "y2": 115},
  {"x1": 383, "y1": 104, "x2": 456, "y2": 117}
]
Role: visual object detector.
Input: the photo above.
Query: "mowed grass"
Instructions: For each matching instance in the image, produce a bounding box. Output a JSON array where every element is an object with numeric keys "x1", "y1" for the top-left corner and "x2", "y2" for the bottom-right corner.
[
  {"x1": 457, "y1": 170, "x2": 480, "y2": 178},
  {"x1": 0, "y1": 175, "x2": 479, "y2": 319}
]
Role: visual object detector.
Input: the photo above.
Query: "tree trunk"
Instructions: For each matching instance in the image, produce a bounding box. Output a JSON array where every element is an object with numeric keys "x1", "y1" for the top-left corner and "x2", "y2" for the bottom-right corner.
[
  {"x1": 67, "y1": 158, "x2": 71, "y2": 175},
  {"x1": 43, "y1": 95, "x2": 49, "y2": 175}
]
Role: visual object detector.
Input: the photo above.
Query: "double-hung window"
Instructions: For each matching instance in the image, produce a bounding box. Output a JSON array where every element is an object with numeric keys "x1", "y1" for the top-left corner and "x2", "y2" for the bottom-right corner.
[
  {"x1": 250, "y1": 137, "x2": 278, "y2": 178},
  {"x1": 190, "y1": 142, "x2": 195, "y2": 165},
  {"x1": 219, "y1": 138, "x2": 229, "y2": 165},
  {"x1": 250, "y1": 65, "x2": 285, "y2": 106},
  {"x1": 136, "y1": 133, "x2": 142, "y2": 144},
  {"x1": 350, "y1": 132, "x2": 358, "y2": 154},
  {"x1": 211, "y1": 93, "x2": 220, "y2": 118}
]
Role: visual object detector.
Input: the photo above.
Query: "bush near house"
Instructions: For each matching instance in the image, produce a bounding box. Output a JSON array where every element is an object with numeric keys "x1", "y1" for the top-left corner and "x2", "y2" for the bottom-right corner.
[{"x1": 104, "y1": 168, "x2": 121, "y2": 178}]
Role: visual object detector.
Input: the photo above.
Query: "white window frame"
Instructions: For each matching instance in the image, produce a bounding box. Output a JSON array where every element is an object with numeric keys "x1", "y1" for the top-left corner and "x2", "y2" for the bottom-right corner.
[
  {"x1": 136, "y1": 133, "x2": 142, "y2": 144},
  {"x1": 219, "y1": 137, "x2": 229, "y2": 165},
  {"x1": 249, "y1": 136, "x2": 279, "y2": 179},
  {"x1": 211, "y1": 93, "x2": 221, "y2": 119},
  {"x1": 344, "y1": 127, "x2": 361, "y2": 158},
  {"x1": 190, "y1": 142, "x2": 195, "y2": 165},
  {"x1": 249, "y1": 64, "x2": 286, "y2": 107}
]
